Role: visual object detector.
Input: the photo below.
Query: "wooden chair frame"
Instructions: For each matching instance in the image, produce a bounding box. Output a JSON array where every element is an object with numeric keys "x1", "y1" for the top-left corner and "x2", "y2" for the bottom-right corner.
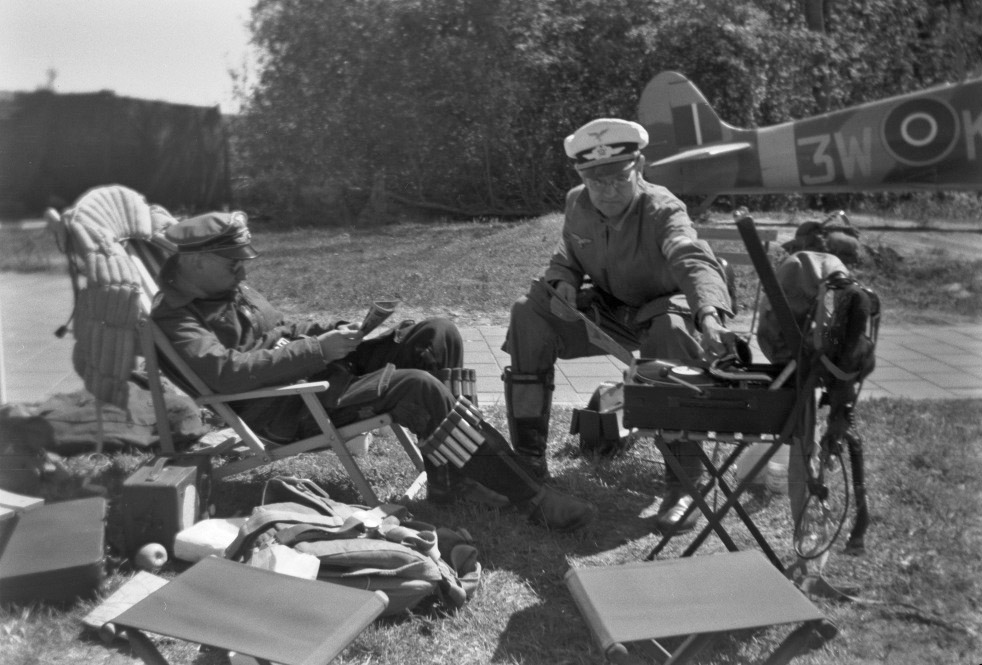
[
  {"x1": 58, "y1": 189, "x2": 425, "y2": 507},
  {"x1": 123, "y1": 237, "x2": 427, "y2": 506}
]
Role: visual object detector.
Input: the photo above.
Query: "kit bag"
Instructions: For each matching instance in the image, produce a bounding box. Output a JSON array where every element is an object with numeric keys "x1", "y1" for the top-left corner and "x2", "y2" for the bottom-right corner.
[
  {"x1": 571, "y1": 381, "x2": 633, "y2": 459},
  {"x1": 225, "y1": 476, "x2": 481, "y2": 616},
  {"x1": 758, "y1": 250, "x2": 879, "y2": 388}
]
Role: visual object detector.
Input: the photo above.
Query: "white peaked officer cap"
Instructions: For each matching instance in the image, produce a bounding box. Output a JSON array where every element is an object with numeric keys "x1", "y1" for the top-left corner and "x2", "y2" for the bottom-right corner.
[{"x1": 564, "y1": 118, "x2": 649, "y2": 172}]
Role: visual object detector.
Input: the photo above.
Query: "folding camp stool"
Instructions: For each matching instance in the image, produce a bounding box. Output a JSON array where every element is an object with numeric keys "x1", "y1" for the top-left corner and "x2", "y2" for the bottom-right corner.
[
  {"x1": 566, "y1": 550, "x2": 836, "y2": 665},
  {"x1": 643, "y1": 430, "x2": 796, "y2": 571},
  {"x1": 626, "y1": 215, "x2": 813, "y2": 572},
  {"x1": 112, "y1": 556, "x2": 388, "y2": 665},
  {"x1": 623, "y1": 359, "x2": 809, "y2": 572}
]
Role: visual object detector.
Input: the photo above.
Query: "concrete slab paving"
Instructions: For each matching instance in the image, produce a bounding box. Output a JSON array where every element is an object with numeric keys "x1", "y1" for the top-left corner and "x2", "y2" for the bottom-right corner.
[{"x1": 1, "y1": 271, "x2": 980, "y2": 408}]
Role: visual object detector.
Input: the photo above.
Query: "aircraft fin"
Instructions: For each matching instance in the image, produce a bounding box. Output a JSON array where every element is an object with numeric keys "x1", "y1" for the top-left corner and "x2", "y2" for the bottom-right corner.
[{"x1": 638, "y1": 71, "x2": 743, "y2": 163}]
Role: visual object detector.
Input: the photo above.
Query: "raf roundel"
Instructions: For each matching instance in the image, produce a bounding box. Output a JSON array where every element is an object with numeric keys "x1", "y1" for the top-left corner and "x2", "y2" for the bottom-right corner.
[{"x1": 881, "y1": 97, "x2": 959, "y2": 166}]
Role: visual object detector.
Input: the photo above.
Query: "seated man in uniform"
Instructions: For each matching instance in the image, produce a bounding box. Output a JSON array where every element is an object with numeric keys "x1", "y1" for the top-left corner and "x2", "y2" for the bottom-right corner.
[
  {"x1": 502, "y1": 118, "x2": 737, "y2": 533},
  {"x1": 151, "y1": 211, "x2": 596, "y2": 532}
]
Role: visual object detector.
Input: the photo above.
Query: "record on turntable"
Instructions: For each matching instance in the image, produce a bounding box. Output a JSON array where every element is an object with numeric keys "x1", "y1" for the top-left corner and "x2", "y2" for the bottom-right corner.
[{"x1": 632, "y1": 359, "x2": 717, "y2": 390}]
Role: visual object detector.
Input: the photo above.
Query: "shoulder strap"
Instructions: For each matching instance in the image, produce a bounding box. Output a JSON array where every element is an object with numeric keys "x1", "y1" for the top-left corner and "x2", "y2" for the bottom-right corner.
[
  {"x1": 814, "y1": 273, "x2": 877, "y2": 383},
  {"x1": 225, "y1": 502, "x2": 360, "y2": 561},
  {"x1": 262, "y1": 475, "x2": 409, "y2": 523}
]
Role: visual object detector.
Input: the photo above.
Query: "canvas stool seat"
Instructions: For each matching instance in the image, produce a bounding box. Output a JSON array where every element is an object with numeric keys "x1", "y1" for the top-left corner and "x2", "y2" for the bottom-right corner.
[
  {"x1": 113, "y1": 556, "x2": 388, "y2": 665},
  {"x1": 566, "y1": 551, "x2": 836, "y2": 664}
]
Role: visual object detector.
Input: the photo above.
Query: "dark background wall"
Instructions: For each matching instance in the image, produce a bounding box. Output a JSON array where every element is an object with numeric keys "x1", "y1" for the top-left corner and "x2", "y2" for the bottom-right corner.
[{"x1": 0, "y1": 90, "x2": 230, "y2": 218}]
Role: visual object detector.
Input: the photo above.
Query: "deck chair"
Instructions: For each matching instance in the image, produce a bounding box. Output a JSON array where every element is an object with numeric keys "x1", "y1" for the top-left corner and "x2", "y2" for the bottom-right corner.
[
  {"x1": 112, "y1": 556, "x2": 389, "y2": 665},
  {"x1": 566, "y1": 550, "x2": 835, "y2": 665},
  {"x1": 58, "y1": 185, "x2": 427, "y2": 506},
  {"x1": 624, "y1": 216, "x2": 812, "y2": 572}
]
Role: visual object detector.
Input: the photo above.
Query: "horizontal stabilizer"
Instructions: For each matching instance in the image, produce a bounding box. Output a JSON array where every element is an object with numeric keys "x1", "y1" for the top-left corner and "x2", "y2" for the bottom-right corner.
[{"x1": 648, "y1": 142, "x2": 750, "y2": 167}]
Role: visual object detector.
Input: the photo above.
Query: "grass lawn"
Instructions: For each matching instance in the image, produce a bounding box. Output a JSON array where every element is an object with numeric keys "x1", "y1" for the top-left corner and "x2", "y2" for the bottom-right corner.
[
  {"x1": 241, "y1": 211, "x2": 982, "y2": 327},
  {"x1": 1, "y1": 210, "x2": 980, "y2": 664}
]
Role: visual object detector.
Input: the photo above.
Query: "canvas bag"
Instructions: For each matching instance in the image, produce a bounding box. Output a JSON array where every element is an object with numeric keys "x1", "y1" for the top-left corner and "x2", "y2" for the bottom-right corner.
[
  {"x1": 225, "y1": 476, "x2": 481, "y2": 616},
  {"x1": 757, "y1": 251, "x2": 878, "y2": 385}
]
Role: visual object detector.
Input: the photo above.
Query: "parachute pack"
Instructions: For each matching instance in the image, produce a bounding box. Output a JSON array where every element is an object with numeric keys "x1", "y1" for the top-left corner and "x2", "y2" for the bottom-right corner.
[
  {"x1": 760, "y1": 219, "x2": 880, "y2": 558},
  {"x1": 757, "y1": 250, "x2": 880, "y2": 398}
]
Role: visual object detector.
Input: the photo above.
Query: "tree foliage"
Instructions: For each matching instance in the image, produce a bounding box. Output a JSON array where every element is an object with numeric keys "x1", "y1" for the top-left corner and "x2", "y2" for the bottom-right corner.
[{"x1": 233, "y1": 0, "x2": 982, "y2": 223}]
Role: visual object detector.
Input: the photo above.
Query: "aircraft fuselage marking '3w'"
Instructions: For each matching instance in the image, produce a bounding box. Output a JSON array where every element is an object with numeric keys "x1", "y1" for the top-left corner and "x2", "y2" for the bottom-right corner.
[{"x1": 637, "y1": 71, "x2": 982, "y2": 208}]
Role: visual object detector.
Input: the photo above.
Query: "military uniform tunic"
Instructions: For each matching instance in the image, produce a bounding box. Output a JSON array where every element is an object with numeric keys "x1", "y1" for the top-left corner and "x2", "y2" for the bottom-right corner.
[{"x1": 508, "y1": 179, "x2": 732, "y2": 368}]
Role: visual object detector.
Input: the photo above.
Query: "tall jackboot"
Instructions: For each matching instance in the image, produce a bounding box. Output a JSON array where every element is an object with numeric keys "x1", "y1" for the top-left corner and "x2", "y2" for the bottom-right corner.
[
  {"x1": 424, "y1": 457, "x2": 508, "y2": 508},
  {"x1": 419, "y1": 396, "x2": 595, "y2": 531},
  {"x1": 502, "y1": 366, "x2": 554, "y2": 481}
]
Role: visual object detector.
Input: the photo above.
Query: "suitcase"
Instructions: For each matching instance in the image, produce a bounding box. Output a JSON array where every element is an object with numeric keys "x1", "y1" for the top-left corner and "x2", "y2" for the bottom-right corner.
[
  {"x1": 623, "y1": 359, "x2": 797, "y2": 434},
  {"x1": 570, "y1": 381, "x2": 631, "y2": 456},
  {"x1": 0, "y1": 452, "x2": 43, "y2": 495},
  {"x1": 0, "y1": 497, "x2": 107, "y2": 604},
  {"x1": 122, "y1": 455, "x2": 211, "y2": 557},
  {"x1": 0, "y1": 489, "x2": 44, "y2": 541}
]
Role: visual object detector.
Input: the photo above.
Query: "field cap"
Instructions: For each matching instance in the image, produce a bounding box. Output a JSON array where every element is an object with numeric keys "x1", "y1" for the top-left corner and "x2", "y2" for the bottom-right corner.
[
  {"x1": 564, "y1": 118, "x2": 649, "y2": 173},
  {"x1": 165, "y1": 211, "x2": 259, "y2": 260}
]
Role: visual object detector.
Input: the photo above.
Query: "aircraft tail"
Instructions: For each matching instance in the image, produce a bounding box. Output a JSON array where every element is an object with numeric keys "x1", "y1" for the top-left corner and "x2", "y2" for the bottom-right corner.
[{"x1": 638, "y1": 71, "x2": 741, "y2": 163}]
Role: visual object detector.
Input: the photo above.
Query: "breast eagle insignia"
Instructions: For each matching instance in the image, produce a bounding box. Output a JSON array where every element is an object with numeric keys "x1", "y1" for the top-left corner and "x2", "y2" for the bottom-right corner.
[{"x1": 569, "y1": 232, "x2": 592, "y2": 248}]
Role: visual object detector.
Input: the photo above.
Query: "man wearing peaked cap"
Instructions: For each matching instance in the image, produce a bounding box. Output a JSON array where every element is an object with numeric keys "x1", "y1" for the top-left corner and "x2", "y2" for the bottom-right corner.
[
  {"x1": 165, "y1": 211, "x2": 259, "y2": 259},
  {"x1": 503, "y1": 117, "x2": 738, "y2": 533},
  {"x1": 564, "y1": 118, "x2": 649, "y2": 171},
  {"x1": 152, "y1": 208, "x2": 596, "y2": 532}
]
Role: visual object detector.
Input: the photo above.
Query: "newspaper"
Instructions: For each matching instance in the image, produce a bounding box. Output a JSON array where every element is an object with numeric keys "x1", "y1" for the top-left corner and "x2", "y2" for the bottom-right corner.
[{"x1": 360, "y1": 299, "x2": 400, "y2": 335}]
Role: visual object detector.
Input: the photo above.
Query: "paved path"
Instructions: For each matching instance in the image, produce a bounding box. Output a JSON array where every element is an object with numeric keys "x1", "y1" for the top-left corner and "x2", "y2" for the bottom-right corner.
[
  {"x1": 459, "y1": 322, "x2": 982, "y2": 407},
  {"x1": 1, "y1": 271, "x2": 980, "y2": 407}
]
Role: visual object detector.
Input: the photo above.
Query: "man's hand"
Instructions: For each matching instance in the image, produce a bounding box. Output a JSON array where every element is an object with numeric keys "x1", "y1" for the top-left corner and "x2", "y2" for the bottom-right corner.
[
  {"x1": 699, "y1": 310, "x2": 738, "y2": 360},
  {"x1": 549, "y1": 281, "x2": 579, "y2": 321},
  {"x1": 317, "y1": 322, "x2": 363, "y2": 362}
]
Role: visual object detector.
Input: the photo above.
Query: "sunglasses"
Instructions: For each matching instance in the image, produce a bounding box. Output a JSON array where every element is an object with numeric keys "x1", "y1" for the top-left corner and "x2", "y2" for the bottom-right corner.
[{"x1": 582, "y1": 167, "x2": 636, "y2": 191}]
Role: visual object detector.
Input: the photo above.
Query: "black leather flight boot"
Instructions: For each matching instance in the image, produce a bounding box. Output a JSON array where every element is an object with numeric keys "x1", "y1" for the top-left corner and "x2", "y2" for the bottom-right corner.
[{"x1": 502, "y1": 366, "x2": 554, "y2": 482}]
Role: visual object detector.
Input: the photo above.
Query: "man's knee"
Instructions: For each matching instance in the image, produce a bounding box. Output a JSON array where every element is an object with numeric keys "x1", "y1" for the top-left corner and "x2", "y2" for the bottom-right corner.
[
  {"x1": 386, "y1": 369, "x2": 455, "y2": 434},
  {"x1": 509, "y1": 295, "x2": 536, "y2": 325},
  {"x1": 507, "y1": 295, "x2": 556, "y2": 347},
  {"x1": 420, "y1": 317, "x2": 461, "y2": 346},
  {"x1": 398, "y1": 317, "x2": 462, "y2": 370},
  {"x1": 640, "y1": 314, "x2": 701, "y2": 360}
]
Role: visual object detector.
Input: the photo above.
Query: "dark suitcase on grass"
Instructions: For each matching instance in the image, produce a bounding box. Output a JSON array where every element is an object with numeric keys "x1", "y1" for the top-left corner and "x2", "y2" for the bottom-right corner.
[
  {"x1": 122, "y1": 455, "x2": 211, "y2": 557},
  {"x1": 0, "y1": 497, "x2": 107, "y2": 604},
  {"x1": 623, "y1": 359, "x2": 797, "y2": 434},
  {"x1": 571, "y1": 381, "x2": 632, "y2": 457},
  {"x1": 0, "y1": 452, "x2": 44, "y2": 495}
]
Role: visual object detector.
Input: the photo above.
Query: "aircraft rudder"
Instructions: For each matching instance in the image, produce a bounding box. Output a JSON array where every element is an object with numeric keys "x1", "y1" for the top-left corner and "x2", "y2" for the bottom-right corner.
[{"x1": 638, "y1": 71, "x2": 736, "y2": 160}]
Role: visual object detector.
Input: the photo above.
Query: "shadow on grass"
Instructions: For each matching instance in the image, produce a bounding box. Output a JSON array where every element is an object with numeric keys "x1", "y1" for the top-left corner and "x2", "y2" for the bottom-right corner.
[{"x1": 5, "y1": 399, "x2": 981, "y2": 664}]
